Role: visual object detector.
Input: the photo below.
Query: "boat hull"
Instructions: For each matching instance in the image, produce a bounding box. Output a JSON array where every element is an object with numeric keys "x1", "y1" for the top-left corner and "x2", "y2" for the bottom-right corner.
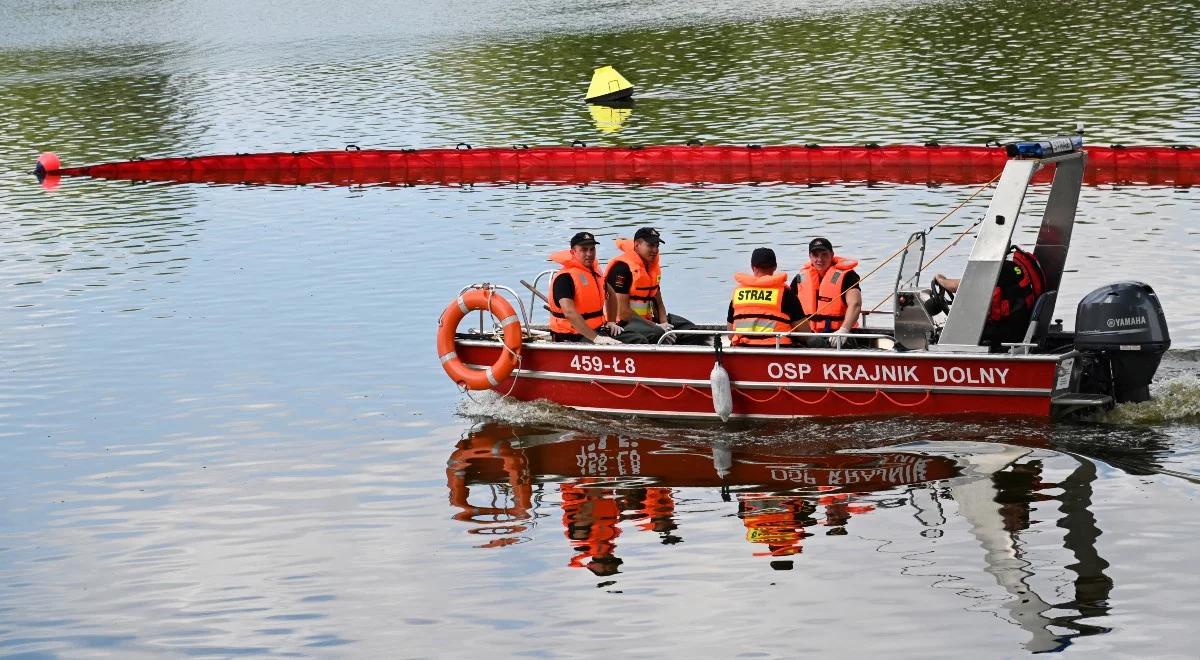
[{"x1": 455, "y1": 339, "x2": 1075, "y2": 419}]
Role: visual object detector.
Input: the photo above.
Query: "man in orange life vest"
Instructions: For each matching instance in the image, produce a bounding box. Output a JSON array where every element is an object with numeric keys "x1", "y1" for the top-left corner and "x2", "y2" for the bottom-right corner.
[
  {"x1": 548, "y1": 232, "x2": 623, "y2": 345},
  {"x1": 603, "y1": 226, "x2": 698, "y2": 344},
  {"x1": 790, "y1": 237, "x2": 862, "y2": 346},
  {"x1": 933, "y1": 245, "x2": 1045, "y2": 348},
  {"x1": 727, "y1": 248, "x2": 804, "y2": 346}
]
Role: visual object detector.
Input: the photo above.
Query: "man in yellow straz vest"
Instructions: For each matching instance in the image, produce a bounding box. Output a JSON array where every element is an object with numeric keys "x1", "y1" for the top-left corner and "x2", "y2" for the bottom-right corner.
[
  {"x1": 603, "y1": 227, "x2": 699, "y2": 345},
  {"x1": 727, "y1": 248, "x2": 804, "y2": 346},
  {"x1": 790, "y1": 237, "x2": 861, "y2": 346}
]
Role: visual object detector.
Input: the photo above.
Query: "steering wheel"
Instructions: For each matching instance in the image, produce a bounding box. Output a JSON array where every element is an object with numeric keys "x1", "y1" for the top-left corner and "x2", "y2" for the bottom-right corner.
[{"x1": 928, "y1": 278, "x2": 955, "y2": 316}]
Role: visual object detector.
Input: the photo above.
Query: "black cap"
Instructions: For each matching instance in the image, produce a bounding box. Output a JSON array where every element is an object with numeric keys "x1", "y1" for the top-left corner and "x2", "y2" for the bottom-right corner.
[
  {"x1": 808, "y1": 237, "x2": 834, "y2": 253},
  {"x1": 634, "y1": 227, "x2": 665, "y2": 245},
  {"x1": 750, "y1": 247, "x2": 777, "y2": 268},
  {"x1": 570, "y1": 231, "x2": 599, "y2": 247}
]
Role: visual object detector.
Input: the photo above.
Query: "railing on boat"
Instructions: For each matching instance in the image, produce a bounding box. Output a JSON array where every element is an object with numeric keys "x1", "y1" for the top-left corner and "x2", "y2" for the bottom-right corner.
[
  {"x1": 658, "y1": 329, "x2": 895, "y2": 349},
  {"x1": 449, "y1": 276, "x2": 900, "y2": 350}
]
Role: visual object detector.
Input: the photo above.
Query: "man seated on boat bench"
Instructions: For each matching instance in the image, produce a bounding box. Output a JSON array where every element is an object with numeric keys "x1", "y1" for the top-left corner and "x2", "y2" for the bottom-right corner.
[
  {"x1": 933, "y1": 245, "x2": 1046, "y2": 350},
  {"x1": 603, "y1": 226, "x2": 701, "y2": 345},
  {"x1": 547, "y1": 231, "x2": 623, "y2": 345},
  {"x1": 728, "y1": 248, "x2": 805, "y2": 346},
  {"x1": 790, "y1": 237, "x2": 862, "y2": 347}
]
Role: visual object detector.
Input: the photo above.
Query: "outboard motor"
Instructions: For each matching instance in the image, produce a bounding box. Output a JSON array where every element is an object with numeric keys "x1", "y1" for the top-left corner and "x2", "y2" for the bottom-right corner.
[{"x1": 1074, "y1": 281, "x2": 1170, "y2": 403}]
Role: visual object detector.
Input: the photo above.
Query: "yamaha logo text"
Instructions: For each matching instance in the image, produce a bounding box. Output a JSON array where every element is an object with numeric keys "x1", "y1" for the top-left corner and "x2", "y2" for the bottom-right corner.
[{"x1": 1106, "y1": 316, "x2": 1146, "y2": 329}]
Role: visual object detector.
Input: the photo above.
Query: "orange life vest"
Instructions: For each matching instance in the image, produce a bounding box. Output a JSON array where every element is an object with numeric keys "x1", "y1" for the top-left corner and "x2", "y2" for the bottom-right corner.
[
  {"x1": 730, "y1": 272, "x2": 792, "y2": 346},
  {"x1": 988, "y1": 246, "x2": 1045, "y2": 322},
  {"x1": 794, "y1": 256, "x2": 860, "y2": 333},
  {"x1": 547, "y1": 250, "x2": 606, "y2": 335},
  {"x1": 604, "y1": 239, "x2": 662, "y2": 322},
  {"x1": 738, "y1": 494, "x2": 811, "y2": 557},
  {"x1": 635, "y1": 487, "x2": 677, "y2": 534},
  {"x1": 560, "y1": 483, "x2": 622, "y2": 571}
]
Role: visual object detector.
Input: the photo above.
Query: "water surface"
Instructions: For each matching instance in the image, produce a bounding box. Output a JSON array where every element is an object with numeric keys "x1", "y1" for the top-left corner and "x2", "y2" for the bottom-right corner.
[{"x1": 1, "y1": 0, "x2": 1199, "y2": 657}]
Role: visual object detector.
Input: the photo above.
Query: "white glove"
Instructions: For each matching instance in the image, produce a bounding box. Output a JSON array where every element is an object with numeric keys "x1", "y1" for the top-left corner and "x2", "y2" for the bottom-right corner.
[
  {"x1": 656, "y1": 322, "x2": 674, "y2": 332},
  {"x1": 829, "y1": 333, "x2": 847, "y2": 349},
  {"x1": 593, "y1": 336, "x2": 621, "y2": 346},
  {"x1": 606, "y1": 322, "x2": 624, "y2": 336},
  {"x1": 659, "y1": 333, "x2": 677, "y2": 345}
]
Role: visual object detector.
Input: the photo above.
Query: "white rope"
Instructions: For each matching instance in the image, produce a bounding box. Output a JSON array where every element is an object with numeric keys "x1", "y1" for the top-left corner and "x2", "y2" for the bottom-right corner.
[{"x1": 481, "y1": 285, "x2": 523, "y2": 399}]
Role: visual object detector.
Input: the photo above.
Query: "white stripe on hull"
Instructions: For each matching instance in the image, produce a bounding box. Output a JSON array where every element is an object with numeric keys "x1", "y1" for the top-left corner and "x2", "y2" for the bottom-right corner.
[{"x1": 462, "y1": 363, "x2": 1052, "y2": 397}]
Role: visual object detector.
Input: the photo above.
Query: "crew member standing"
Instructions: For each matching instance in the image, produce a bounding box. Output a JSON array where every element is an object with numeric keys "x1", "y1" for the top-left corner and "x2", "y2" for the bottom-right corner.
[
  {"x1": 548, "y1": 232, "x2": 622, "y2": 345},
  {"x1": 791, "y1": 237, "x2": 862, "y2": 340},
  {"x1": 727, "y1": 248, "x2": 804, "y2": 346},
  {"x1": 604, "y1": 226, "x2": 697, "y2": 344}
]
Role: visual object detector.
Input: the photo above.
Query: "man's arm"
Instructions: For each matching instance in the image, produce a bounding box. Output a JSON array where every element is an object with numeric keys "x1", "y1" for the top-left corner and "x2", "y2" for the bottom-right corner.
[
  {"x1": 605, "y1": 261, "x2": 635, "y2": 322},
  {"x1": 839, "y1": 287, "x2": 862, "y2": 332},
  {"x1": 558, "y1": 297, "x2": 600, "y2": 341},
  {"x1": 603, "y1": 283, "x2": 616, "y2": 322},
  {"x1": 933, "y1": 273, "x2": 961, "y2": 293},
  {"x1": 611, "y1": 292, "x2": 634, "y2": 322},
  {"x1": 653, "y1": 292, "x2": 667, "y2": 324}
]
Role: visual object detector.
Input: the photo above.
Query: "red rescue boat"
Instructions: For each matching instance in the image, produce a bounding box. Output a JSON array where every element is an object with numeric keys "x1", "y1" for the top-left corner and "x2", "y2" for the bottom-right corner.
[
  {"x1": 452, "y1": 340, "x2": 1070, "y2": 418},
  {"x1": 437, "y1": 139, "x2": 1172, "y2": 420}
]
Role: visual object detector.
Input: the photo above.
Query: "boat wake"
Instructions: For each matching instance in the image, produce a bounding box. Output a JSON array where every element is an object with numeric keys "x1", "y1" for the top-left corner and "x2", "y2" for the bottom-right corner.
[
  {"x1": 457, "y1": 390, "x2": 612, "y2": 432},
  {"x1": 1098, "y1": 349, "x2": 1200, "y2": 424},
  {"x1": 1102, "y1": 376, "x2": 1200, "y2": 425}
]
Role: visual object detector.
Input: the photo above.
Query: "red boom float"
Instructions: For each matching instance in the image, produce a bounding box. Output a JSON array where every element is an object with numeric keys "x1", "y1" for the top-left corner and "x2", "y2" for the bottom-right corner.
[{"x1": 35, "y1": 143, "x2": 1199, "y2": 187}]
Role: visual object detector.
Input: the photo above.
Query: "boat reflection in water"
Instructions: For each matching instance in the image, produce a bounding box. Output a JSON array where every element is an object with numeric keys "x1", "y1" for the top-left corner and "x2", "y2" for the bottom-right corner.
[{"x1": 447, "y1": 422, "x2": 1122, "y2": 652}]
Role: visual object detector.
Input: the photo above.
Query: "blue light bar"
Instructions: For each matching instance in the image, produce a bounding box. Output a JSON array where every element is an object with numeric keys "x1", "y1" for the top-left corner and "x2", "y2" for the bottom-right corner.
[{"x1": 1005, "y1": 135, "x2": 1084, "y2": 158}]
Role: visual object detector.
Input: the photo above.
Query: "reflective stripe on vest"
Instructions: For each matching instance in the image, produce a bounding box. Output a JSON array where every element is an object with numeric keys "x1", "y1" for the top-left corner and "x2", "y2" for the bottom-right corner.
[
  {"x1": 730, "y1": 272, "x2": 792, "y2": 346},
  {"x1": 795, "y1": 256, "x2": 859, "y2": 333},
  {"x1": 605, "y1": 240, "x2": 661, "y2": 321}
]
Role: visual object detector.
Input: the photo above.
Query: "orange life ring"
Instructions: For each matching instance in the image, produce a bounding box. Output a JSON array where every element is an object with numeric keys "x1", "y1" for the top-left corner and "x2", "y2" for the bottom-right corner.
[
  {"x1": 437, "y1": 289, "x2": 523, "y2": 390},
  {"x1": 446, "y1": 437, "x2": 533, "y2": 523}
]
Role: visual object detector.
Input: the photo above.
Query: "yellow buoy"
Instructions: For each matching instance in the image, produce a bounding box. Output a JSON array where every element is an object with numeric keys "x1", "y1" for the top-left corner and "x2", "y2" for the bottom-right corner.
[
  {"x1": 585, "y1": 65, "x2": 634, "y2": 103},
  {"x1": 588, "y1": 103, "x2": 632, "y2": 133}
]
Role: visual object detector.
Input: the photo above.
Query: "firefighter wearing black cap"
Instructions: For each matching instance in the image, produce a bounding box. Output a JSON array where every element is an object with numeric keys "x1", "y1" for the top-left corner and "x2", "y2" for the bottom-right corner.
[
  {"x1": 727, "y1": 248, "x2": 805, "y2": 346},
  {"x1": 604, "y1": 227, "x2": 669, "y2": 327},
  {"x1": 603, "y1": 227, "x2": 700, "y2": 345},
  {"x1": 548, "y1": 232, "x2": 623, "y2": 344},
  {"x1": 791, "y1": 237, "x2": 862, "y2": 337}
]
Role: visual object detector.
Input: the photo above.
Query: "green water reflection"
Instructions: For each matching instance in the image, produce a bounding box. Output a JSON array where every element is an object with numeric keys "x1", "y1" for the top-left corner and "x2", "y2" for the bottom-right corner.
[{"x1": 427, "y1": 0, "x2": 1198, "y2": 145}]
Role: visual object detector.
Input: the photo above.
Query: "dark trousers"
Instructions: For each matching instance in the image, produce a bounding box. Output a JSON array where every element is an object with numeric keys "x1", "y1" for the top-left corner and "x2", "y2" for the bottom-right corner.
[{"x1": 615, "y1": 314, "x2": 703, "y2": 345}]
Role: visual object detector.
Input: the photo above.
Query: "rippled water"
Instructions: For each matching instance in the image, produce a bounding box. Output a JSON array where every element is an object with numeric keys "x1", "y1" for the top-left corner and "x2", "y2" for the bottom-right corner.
[{"x1": 1, "y1": 0, "x2": 1199, "y2": 657}]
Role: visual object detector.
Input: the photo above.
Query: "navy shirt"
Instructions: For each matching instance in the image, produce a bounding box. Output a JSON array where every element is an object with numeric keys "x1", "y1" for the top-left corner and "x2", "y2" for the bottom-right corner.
[
  {"x1": 552, "y1": 272, "x2": 576, "y2": 305},
  {"x1": 605, "y1": 260, "x2": 634, "y2": 295}
]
